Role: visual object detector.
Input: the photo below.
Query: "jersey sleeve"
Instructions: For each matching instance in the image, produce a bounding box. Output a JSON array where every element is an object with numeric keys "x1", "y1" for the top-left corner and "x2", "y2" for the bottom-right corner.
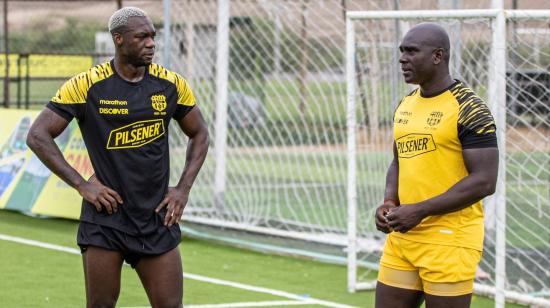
[
  {"x1": 457, "y1": 96, "x2": 497, "y2": 149},
  {"x1": 47, "y1": 72, "x2": 90, "y2": 121},
  {"x1": 172, "y1": 74, "x2": 196, "y2": 120}
]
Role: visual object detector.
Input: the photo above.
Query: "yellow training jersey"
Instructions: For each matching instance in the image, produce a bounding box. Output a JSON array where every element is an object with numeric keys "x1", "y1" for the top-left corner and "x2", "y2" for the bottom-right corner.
[{"x1": 390, "y1": 81, "x2": 497, "y2": 251}]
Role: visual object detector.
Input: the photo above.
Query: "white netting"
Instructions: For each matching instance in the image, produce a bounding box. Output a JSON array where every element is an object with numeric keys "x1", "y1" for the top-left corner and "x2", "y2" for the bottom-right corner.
[
  {"x1": 164, "y1": 1, "x2": 549, "y2": 247},
  {"x1": 348, "y1": 11, "x2": 550, "y2": 304},
  {"x1": 501, "y1": 15, "x2": 550, "y2": 298},
  {"x1": 159, "y1": 1, "x2": 550, "y2": 304},
  {"x1": 167, "y1": 0, "x2": 373, "y2": 244},
  {"x1": 165, "y1": 0, "x2": 218, "y2": 224}
]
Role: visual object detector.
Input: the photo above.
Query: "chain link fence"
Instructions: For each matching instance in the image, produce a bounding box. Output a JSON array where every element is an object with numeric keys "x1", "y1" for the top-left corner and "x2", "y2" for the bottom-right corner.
[
  {"x1": 502, "y1": 14, "x2": 549, "y2": 300},
  {"x1": 0, "y1": 0, "x2": 162, "y2": 107},
  {"x1": 2, "y1": 1, "x2": 548, "y2": 107}
]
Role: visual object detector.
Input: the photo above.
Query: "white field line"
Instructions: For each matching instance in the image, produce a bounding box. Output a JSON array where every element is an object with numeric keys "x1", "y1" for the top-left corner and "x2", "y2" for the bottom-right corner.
[
  {"x1": 0, "y1": 233, "x2": 81, "y2": 254},
  {"x1": 0, "y1": 233, "x2": 358, "y2": 308},
  {"x1": 121, "y1": 301, "x2": 313, "y2": 308},
  {"x1": 182, "y1": 273, "x2": 356, "y2": 308},
  {"x1": 185, "y1": 300, "x2": 316, "y2": 307}
]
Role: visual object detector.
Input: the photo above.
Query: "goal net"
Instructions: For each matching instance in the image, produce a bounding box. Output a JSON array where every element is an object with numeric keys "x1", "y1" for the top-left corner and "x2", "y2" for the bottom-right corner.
[
  {"x1": 346, "y1": 9, "x2": 550, "y2": 306},
  {"x1": 165, "y1": 0, "x2": 364, "y2": 261}
]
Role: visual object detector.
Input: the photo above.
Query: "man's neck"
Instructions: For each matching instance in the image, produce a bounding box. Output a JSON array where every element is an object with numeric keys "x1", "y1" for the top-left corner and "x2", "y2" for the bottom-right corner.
[
  {"x1": 113, "y1": 57, "x2": 146, "y2": 83},
  {"x1": 419, "y1": 72, "x2": 455, "y2": 97}
]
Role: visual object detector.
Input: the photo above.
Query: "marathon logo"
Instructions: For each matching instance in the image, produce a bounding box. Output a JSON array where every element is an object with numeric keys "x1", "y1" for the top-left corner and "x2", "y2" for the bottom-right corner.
[
  {"x1": 107, "y1": 119, "x2": 165, "y2": 149},
  {"x1": 396, "y1": 133, "x2": 436, "y2": 158},
  {"x1": 100, "y1": 99, "x2": 128, "y2": 106}
]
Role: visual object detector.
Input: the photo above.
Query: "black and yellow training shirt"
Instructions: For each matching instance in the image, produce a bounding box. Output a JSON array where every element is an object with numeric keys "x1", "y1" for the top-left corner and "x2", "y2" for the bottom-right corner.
[
  {"x1": 391, "y1": 81, "x2": 497, "y2": 251},
  {"x1": 47, "y1": 60, "x2": 195, "y2": 236}
]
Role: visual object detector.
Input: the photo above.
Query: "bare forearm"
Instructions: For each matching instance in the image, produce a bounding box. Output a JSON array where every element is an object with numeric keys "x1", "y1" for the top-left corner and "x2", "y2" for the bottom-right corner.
[
  {"x1": 418, "y1": 174, "x2": 496, "y2": 217},
  {"x1": 385, "y1": 148, "x2": 498, "y2": 233},
  {"x1": 417, "y1": 147, "x2": 498, "y2": 217},
  {"x1": 27, "y1": 131, "x2": 84, "y2": 189},
  {"x1": 175, "y1": 132, "x2": 209, "y2": 192},
  {"x1": 384, "y1": 143, "x2": 400, "y2": 204},
  {"x1": 384, "y1": 158, "x2": 399, "y2": 203}
]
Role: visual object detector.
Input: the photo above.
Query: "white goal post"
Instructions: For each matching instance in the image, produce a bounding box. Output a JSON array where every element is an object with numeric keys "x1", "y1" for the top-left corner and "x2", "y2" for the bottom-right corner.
[{"x1": 346, "y1": 9, "x2": 550, "y2": 308}]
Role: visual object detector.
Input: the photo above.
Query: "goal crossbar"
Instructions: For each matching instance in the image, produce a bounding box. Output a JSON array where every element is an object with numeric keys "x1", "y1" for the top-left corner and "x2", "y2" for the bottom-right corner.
[
  {"x1": 347, "y1": 9, "x2": 549, "y2": 20},
  {"x1": 347, "y1": 9, "x2": 500, "y2": 20}
]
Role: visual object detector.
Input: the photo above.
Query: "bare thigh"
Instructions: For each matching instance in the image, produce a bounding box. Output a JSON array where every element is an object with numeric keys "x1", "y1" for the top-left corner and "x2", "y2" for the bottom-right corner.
[
  {"x1": 135, "y1": 247, "x2": 183, "y2": 308},
  {"x1": 375, "y1": 281, "x2": 424, "y2": 308},
  {"x1": 425, "y1": 293, "x2": 472, "y2": 308},
  {"x1": 82, "y1": 246, "x2": 124, "y2": 308}
]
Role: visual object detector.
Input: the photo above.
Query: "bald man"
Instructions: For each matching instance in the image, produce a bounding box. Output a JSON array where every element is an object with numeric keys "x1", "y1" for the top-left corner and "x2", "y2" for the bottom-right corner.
[
  {"x1": 374, "y1": 23, "x2": 499, "y2": 307},
  {"x1": 26, "y1": 7, "x2": 209, "y2": 307}
]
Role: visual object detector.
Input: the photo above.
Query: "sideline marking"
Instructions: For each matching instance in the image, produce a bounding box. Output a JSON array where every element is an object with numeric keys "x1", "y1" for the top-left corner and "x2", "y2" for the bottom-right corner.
[
  {"x1": 0, "y1": 233, "x2": 357, "y2": 308},
  {"x1": 186, "y1": 300, "x2": 315, "y2": 307},
  {"x1": 122, "y1": 300, "x2": 314, "y2": 308}
]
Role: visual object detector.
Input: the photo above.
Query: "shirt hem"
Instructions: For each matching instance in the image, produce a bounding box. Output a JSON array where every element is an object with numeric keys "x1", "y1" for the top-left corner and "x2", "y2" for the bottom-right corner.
[{"x1": 390, "y1": 233, "x2": 483, "y2": 251}]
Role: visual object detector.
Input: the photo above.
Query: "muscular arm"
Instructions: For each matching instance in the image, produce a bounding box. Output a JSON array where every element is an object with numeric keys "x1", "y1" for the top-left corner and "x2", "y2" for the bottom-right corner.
[
  {"x1": 174, "y1": 107, "x2": 209, "y2": 193},
  {"x1": 386, "y1": 147, "x2": 499, "y2": 233},
  {"x1": 27, "y1": 108, "x2": 122, "y2": 213},
  {"x1": 156, "y1": 106, "x2": 209, "y2": 226},
  {"x1": 26, "y1": 108, "x2": 84, "y2": 189},
  {"x1": 375, "y1": 143, "x2": 399, "y2": 233},
  {"x1": 384, "y1": 143, "x2": 399, "y2": 204},
  {"x1": 416, "y1": 147, "x2": 498, "y2": 216}
]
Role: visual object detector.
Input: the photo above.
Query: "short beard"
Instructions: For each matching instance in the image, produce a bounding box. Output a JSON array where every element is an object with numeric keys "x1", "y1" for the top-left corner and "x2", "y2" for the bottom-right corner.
[{"x1": 129, "y1": 56, "x2": 151, "y2": 67}]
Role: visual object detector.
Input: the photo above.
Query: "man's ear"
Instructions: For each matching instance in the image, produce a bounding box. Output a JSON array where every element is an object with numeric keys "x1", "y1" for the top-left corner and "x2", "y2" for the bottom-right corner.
[
  {"x1": 433, "y1": 48, "x2": 444, "y2": 65},
  {"x1": 113, "y1": 33, "x2": 124, "y2": 47}
]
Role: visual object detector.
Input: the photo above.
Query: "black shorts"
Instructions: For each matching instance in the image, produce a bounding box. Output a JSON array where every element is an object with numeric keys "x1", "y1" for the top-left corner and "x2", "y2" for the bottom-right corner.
[{"x1": 77, "y1": 221, "x2": 181, "y2": 268}]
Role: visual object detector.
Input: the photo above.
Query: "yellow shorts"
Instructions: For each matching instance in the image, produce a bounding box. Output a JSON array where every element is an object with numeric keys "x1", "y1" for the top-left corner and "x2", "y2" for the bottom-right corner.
[{"x1": 378, "y1": 235, "x2": 482, "y2": 296}]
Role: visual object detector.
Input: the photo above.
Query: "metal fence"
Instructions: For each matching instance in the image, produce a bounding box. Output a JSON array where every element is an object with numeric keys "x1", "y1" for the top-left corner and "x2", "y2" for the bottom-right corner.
[{"x1": 0, "y1": 0, "x2": 160, "y2": 107}]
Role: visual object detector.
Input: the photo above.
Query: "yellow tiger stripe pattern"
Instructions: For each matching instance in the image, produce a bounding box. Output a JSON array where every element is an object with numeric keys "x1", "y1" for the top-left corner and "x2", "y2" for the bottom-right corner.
[
  {"x1": 51, "y1": 62, "x2": 114, "y2": 104},
  {"x1": 148, "y1": 63, "x2": 196, "y2": 107},
  {"x1": 452, "y1": 84, "x2": 496, "y2": 134}
]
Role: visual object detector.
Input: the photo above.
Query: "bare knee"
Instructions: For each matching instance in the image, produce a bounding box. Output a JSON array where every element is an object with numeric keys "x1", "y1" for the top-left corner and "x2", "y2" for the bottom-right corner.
[
  {"x1": 150, "y1": 297, "x2": 182, "y2": 308},
  {"x1": 87, "y1": 297, "x2": 118, "y2": 308},
  {"x1": 85, "y1": 286, "x2": 120, "y2": 308}
]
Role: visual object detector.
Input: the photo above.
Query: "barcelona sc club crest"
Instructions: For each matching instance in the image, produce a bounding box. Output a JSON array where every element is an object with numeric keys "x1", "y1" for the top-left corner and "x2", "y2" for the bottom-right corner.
[
  {"x1": 151, "y1": 94, "x2": 167, "y2": 115},
  {"x1": 426, "y1": 111, "x2": 443, "y2": 126}
]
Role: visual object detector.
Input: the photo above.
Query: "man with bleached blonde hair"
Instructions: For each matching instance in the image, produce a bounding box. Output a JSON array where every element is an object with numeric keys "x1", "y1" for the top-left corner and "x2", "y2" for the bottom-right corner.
[{"x1": 27, "y1": 7, "x2": 209, "y2": 307}]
